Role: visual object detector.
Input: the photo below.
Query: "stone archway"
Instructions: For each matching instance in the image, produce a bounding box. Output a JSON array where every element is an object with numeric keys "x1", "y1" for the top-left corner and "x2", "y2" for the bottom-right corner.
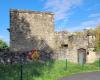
[{"x1": 77, "y1": 48, "x2": 86, "y2": 65}]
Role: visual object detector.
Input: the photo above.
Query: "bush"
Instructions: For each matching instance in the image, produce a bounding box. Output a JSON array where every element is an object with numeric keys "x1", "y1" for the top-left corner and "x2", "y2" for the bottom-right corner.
[
  {"x1": 93, "y1": 59, "x2": 100, "y2": 67},
  {"x1": 0, "y1": 39, "x2": 8, "y2": 50}
]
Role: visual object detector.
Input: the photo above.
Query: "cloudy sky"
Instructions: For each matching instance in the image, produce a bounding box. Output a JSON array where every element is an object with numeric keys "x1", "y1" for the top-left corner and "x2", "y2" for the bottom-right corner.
[{"x1": 0, "y1": 0, "x2": 100, "y2": 43}]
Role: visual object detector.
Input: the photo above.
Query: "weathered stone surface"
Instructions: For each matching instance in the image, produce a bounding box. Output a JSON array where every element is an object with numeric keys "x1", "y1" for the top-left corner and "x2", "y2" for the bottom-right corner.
[
  {"x1": 9, "y1": 9, "x2": 97, "y2": 63},
  {"x1": 10, "y1": 9, "x2": 55, "y2": 52}
]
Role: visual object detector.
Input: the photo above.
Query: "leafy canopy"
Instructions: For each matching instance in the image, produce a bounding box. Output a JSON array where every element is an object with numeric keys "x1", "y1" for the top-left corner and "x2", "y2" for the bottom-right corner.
[{"x1": 0, "y1": 39, "x2": 8, "y2": 49}]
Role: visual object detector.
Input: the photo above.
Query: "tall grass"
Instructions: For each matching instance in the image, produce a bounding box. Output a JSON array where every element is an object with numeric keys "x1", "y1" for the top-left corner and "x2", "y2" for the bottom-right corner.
[{"x1": 0, "y1": 60, "x2": 99, "y2": 80}]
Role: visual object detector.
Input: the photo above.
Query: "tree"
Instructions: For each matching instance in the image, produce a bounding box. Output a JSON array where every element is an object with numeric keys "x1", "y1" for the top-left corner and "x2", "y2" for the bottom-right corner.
[
  {"x1": 0, "y1": 39, "x2": 8, "y2": 49},
  {"x1": 95, "y1": 26, "x2": 100, "y2": 51}
]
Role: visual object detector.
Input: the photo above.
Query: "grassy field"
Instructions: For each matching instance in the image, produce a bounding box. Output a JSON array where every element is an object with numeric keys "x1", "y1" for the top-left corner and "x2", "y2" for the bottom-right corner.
[{"x1": 0, "y1": 60, "x2": 100, "y2": 80}]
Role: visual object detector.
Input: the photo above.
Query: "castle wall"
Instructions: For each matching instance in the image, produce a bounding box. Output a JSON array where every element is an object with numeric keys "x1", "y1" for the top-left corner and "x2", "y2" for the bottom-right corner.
[
  {"x1": 10, "y1": 9, "x2": 55, "y2": 52},
  {"x1": 54, "y1": 33, "x2": 97, "y2": 63},
  {"x1": 87, "y1": 48, "x2": 97, "y2": 63},
  {"x1": 9, "y1": 9, "x2": 97, "y2": 63}
]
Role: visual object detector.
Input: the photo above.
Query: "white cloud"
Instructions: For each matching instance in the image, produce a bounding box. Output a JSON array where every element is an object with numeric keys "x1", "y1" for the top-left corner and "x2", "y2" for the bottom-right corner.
[
  {"x1": 81, "y1": 18, "x2": 100, "y2": 27},
  {"x1": 68, "y1": 18, "x2": 100, "y2": 32},
  {"x1": 89, "y1": 13, "x2": 100, "y2": 18},
  {"x1": 87, "y1": 4, "x2": 100, "y2": 12},
  {"x1": 0, "y1": 35, "x2": 3, "y2": 39},
  {"x1": 44, "y1": 0, "x2": 83, "y2": 21},
  {"x1": 0, "y1": 35, "x2": 9, "y2": 45}
]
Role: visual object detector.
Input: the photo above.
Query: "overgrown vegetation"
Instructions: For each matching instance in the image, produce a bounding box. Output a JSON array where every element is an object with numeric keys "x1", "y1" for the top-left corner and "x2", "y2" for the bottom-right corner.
[
  {"x1": 75, "y1": 26, "x2": 100, "y2": 52},
  {"x1": 93, "y1": 59, "x2": 100, "y2": 67},
  {"x1": 0, "y1": 39, "x2": 8, "y2": 50},
  {"x1": 0, "y1": 60, "x2": 99, "y2": 80},
  {"x1": 95, "y1": 26, "x2": 100, "y2": 51}
]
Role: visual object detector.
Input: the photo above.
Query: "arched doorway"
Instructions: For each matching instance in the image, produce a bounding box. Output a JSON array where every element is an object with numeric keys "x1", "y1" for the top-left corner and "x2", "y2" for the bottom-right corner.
[{"x1": 78, "y1": 48, "x2": 86, "y2": 65}]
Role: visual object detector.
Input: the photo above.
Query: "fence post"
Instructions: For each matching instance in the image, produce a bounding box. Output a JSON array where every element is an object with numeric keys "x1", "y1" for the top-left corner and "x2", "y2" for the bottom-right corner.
[
  {"x1": 65, "y1": 59, "x2": 67, "y2": 70},
  {"x1": 20, "y1": 64, "x2": 23, "y2": 80},
  {"x1": 20, "y1": 54, "x2": 23, "y2": 80}
]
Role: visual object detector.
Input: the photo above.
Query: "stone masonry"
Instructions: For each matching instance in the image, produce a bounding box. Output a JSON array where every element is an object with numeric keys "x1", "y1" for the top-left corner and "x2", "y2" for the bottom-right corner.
[
  {"x1": 10, "y1": 9, "x2": 55, "y2": 52},
  {"x1": 9, "y1": 9, "x2": 97, "y2": 63}
]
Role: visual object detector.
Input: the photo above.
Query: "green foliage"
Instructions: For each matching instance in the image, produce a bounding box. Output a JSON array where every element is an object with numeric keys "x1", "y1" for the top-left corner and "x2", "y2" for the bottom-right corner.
[
  {"x1": 0, "y1": 60, "x2": 99, "y2": 80},
  {"x1": 95, "y1": 42, "x2": 100, "y2": 51},
  {"x1": 0, "y1": 39, "x2": 8, "y2": 49},
  {"x1": 93, "y1": 59, "x2": 100, "y2": 67},
  {"x1": 95, "y1": 26, "x2": 100, "y2": 51}
]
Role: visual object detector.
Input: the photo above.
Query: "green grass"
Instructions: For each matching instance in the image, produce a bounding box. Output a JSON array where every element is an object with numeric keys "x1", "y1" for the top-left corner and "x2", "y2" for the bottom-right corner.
[
  {"x1": 0, "y1": 60, "x2": 100, "y2": 80},
  {"x1": 92, "y1": 59, "x2": 100, "y2": 67}
]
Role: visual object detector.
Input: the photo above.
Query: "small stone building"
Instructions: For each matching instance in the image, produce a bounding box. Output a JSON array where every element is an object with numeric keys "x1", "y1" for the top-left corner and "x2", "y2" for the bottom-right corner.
[
  {"x1": 10, "y1": 9, "x2": 55, "y2": 52},
  {"x1": 54, "y1": 31, "x2": 97, "y2": 63},
  {"x1": 9, "y1": 9, "x2": 97, "y2": 63}
]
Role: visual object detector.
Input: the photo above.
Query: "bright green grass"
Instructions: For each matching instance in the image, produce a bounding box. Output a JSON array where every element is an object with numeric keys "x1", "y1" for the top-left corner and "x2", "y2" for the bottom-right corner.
[{"x1": 0, "y1": 60, "x2": 99, "y2": 80}]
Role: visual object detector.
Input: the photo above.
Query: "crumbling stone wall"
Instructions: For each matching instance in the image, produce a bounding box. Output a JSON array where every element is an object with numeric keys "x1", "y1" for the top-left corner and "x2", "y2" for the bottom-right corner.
[
  {"x1": 10, "y1": 9, "x2": 55, "y2": 52},
  {"x1": 54, "y1": 32, "x2": 97, "y2": 63},
  {"x1": 9, "y1": 9, "x2": 97, "y2": 63}
]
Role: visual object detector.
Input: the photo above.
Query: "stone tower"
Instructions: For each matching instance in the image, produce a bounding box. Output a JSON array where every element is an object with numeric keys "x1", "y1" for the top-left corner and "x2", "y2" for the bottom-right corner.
[{"x1": 10, "y1": 9, "x2": 55, "y2": 52}]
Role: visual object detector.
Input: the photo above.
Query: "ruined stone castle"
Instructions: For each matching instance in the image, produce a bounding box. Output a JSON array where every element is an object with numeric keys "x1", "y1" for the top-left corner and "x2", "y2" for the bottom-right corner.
[{"x1": 9, "y1": 9, "x2": 97, "y2": 63}]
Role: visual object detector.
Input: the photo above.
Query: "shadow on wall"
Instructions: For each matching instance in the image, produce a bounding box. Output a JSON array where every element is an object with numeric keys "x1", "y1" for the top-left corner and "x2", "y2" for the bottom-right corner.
[
  {"x1": 0, "y1": 16, "x2": 55, "y2": 79},
  {"x1": 16, "y1": 16, "x2": 54, "y2": 59}
]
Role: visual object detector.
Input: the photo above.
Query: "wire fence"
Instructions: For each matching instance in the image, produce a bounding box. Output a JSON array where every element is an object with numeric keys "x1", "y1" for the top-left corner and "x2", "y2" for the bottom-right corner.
[
  {"x1": 0, "y1": 58, "x2": 100, "y2": 80},
  {"x1": 0, "y1": 48, "x2": 100, "y2": 80}
]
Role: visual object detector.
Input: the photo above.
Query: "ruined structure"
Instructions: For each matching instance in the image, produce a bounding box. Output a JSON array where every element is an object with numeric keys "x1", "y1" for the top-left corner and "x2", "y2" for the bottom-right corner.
[
  {"x1": 10, "y1": 9, "x2": 55, "y2": 52},
  {"x1": 9, "y1": 9, "x2": 97, "y2": 63}
]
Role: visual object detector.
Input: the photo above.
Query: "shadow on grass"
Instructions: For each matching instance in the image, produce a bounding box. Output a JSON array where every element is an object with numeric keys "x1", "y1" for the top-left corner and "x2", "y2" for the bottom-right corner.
[{"x1": 0, "y1": 60, "x2": 55, "y2": 80}]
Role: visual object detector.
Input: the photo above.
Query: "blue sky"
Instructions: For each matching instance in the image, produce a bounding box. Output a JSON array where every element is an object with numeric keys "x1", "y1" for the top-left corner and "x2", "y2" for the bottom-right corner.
[{"x1": 0, "y1": 0, "x2": 100, "y2": 43}]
